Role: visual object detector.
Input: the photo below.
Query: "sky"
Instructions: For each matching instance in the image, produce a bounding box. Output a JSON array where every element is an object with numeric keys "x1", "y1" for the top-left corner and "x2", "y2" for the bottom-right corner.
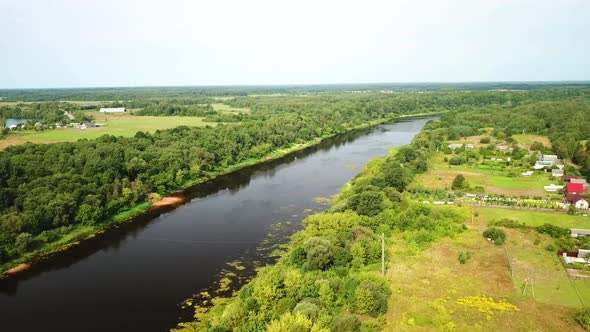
[{"x1": 1, "y1": 0, "x2": 589, "y2": 89}]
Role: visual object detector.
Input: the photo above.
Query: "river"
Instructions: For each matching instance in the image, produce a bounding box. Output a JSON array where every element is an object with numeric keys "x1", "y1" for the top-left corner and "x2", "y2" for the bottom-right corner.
[{"x1": 0, "y1": 116, "x2": 434, "y2": 331}]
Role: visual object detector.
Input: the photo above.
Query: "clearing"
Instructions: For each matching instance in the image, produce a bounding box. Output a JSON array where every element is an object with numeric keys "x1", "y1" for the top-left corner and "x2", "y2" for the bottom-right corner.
[
  {"x1": 1, "y1": 113, "x2": 213, "y2": 149},
  {"x1": 385, "y1": 207, "x2": 588, "y2": 331}
]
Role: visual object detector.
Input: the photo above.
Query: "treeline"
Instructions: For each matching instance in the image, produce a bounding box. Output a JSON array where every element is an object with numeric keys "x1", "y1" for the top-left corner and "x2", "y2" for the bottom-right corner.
[
  {"x1": 2, "y1": 82, "x2": 590, "y2": 101},
  {"x1": 175, "y1": 120, "x2": 467, "y2": 331},
  {"x1": 0, "y1": 103, "x2": 69, "y2": 125},
  {"x1": 135, "y1": 103, "x2": 216, "y2": 117}
]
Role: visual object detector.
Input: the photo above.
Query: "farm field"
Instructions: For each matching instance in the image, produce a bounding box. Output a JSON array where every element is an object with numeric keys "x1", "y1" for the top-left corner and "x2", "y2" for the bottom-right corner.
[
  {"x1": 513, "y1": 134, "x2": 552, "y2": 148},
  {"x1": 0, "y1": 113, "x2": 214, "y2": 149},
  {"x1": 385, "y1": 208, "x2": 588, "y2": 331},
  {"x1": 413, "y1": 152, "x2": 557, "y2": 196}
]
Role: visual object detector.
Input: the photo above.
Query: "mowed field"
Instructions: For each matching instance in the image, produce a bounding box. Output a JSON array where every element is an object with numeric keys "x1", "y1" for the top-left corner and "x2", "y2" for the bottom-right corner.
[
  {"x1": 413, "y1": 153, "x2": 556, "y2": 196},
  {"x1": 0, "y1": 112, "x2": 213, "y2": 149},
  {"x1": 385, "y1": 208, "x2": 588, "y2": 331}
]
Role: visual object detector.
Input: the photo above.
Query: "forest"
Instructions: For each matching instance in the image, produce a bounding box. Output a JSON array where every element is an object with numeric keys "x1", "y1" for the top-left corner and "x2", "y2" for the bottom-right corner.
[{"x1": 0, "y1": 87, "x2": 589, "y2": 272}]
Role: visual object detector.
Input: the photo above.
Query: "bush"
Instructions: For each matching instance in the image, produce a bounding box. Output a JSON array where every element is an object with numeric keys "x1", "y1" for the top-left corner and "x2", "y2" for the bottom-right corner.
[
  {"x1": 347, "y1": 191, "x2": 384, "y2": 216},
  {"x1": 383, "y1": 187, "x2": 401, "y2": 203},
  {"x1": 458, "y1": 251, "x2": 471, "y2": 264},
  {"x1": 479, "y1": 137, "x2": 491, "y2": 144},
  {"x1": 292, "y1": 300, "x2": 320, "y2": 320},
  {"x1": 331, "y1": 313, "x2": 361, "y2": 332},
  {"x1": 354, "y1": 279, "x2": 390, "y2": 316},
  {"x1": 451, "y1": 174, "x2": 467, "y2": 190},
  {"x1": 536, "y1": 223, "x2": 569, "y2": 239},
  {"x1": 575, "y1": 308, "x2": 590, "y2": 331},
  {"x1": 15, "y1": 232, "x2": 34, "y2": 255},
  {"x1": 304, "y1": 237, "x2": 335, "y2": 270},
  {"x1": 449, "y1": 156, "x2": 466, "y2": 165},
  {"x1": 483, "y1": 227, "x2": 506, "y2": 245}
]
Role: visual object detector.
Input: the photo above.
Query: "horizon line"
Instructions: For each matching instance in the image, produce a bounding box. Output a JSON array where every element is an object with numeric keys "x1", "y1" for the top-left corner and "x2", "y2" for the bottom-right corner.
[{"x1": 2, "y1": 80, "x2": 590, "y2": 91}]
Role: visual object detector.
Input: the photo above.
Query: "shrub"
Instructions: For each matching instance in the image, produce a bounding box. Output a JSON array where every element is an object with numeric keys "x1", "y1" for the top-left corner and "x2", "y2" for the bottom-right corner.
[
  {"x1": 458, "y1": 251, "x2": 471, "y2": 264},
  {"x1": 575, "y1": 308, "x2": 590, "y2": 331},
  {"x1": 292, "y1": 300, "x2": 320, "y2": 320},
  {"x1": 304, "y1": 237, "x2": 334, "y2": 270},
  {"x1": 354, "y1": 279, "x2": 390, "y2": 316},
  {"x1": 383, "y1": 187, "x2": 401, "y2": 203},
  {"x1": 451, "y1": 174, "x2": 467, "y2": 190},
  {"x1": 449, "y1": 156, "x2": 466, "y2": 165},
  {"x1": 347, "y1": 191, "x2": 384, "y2": 216},
  {"x1": 536, "y1": 223, "x2": 569, "y2": 239},
  {"x1": 479, "y1": 137, "x2": 491, "y2": 144},
  {"x1": 331, "y1": 313, "x2": 361, "y2": 332},
  {"x1": 15, "y1": 232, "x2": 34, "y2": 255},
  {"x1": 483, "y1": 227, "x2": 506, "y2": 245}
]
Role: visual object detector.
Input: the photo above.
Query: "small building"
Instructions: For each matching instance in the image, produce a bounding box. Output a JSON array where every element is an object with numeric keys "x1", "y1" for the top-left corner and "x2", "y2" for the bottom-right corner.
[
  {"x1": 496, "y1": 143, "x2": 510, "y2": 150},
  {"x1": 542, "y1": 155, "x2": 559, "y2": 164},
  {"x1": 552, "y1": 169, "x2": 564, "y2": 177},
  {"x1": 567, "y1": 183, "x2": 584, "y2": 194},
  {"x1": 567, "y1": 194, "x2": 589, "y2": 209},
  {"x1": 571, "y1": 229, "x2": 590, "y2": 238},
  {"x1": 99, "y1": 107, "x2": 127, "y2": 113},
  {"x1": 466, "y1": 144, "x2": 475, "y2": 149},
  {"x1": 544, "y1": 184, "x2": 564, "y2": 192},
  {"x1": 522, "y1": 171, "x2": 534, "y2": 176},
  {"x1": 563, "y1": 175, "x2": 583, "y2": 182},
  {"x1": 448, "y1": 143, "x2": 463, "y2": 150}
]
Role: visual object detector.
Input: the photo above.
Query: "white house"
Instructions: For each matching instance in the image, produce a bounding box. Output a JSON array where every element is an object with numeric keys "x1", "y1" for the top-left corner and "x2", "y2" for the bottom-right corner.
[
  {"x1": 552, "y1": 169, "x2": 564, "y2": 177},
  {"x1": 575, "y1": 199, "x2": 589, "y2": 210},
  {"x1": 99, "y1": 107, "x2": 127, "y2": 113}
]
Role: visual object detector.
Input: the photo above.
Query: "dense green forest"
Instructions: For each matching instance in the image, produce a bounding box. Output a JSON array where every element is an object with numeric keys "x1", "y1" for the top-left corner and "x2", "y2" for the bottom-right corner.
[{"x1": 1, "y1": 88, "x2": 589, "y2": 271}]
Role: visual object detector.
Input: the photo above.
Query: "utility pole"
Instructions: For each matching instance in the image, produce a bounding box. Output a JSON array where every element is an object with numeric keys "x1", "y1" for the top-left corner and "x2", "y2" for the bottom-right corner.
[{"x1": 381, "y1": 233, "x2": 385, "y2": 277}]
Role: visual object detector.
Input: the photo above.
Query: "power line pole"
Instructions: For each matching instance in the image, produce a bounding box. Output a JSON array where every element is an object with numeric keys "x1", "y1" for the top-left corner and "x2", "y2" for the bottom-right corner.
[{"x1": 381, "y1": 233, "x2": 385, "y2": 277}]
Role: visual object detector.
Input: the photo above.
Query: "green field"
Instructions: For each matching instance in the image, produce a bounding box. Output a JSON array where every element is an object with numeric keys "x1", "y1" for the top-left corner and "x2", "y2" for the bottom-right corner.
[
  {"x1": 414, "y1": 152, "x2": 557, "y2": 196},
  {"x1": 211, "y1": 103, "x2": 250, "y2": 114},
  {"x1": 1, "y1": 113, "x2": 213, "y2": 149},
  {"x1": 479, "y1": 207, "x2": 590, "y2": 229},
  {"x1": 385, "y1": 210, "x2": 588, "y2": 331}
]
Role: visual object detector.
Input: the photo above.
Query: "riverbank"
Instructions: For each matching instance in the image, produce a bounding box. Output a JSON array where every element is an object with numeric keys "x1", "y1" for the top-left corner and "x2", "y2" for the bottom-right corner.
[{"x1": 0, "y1": 112, "x2": 441, "y2": 277}]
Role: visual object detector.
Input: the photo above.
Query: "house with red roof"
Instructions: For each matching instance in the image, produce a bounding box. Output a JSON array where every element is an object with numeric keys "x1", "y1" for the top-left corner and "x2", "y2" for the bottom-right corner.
[{"x1": 566, "y1": 183, "x2": 584, "y2": 194}]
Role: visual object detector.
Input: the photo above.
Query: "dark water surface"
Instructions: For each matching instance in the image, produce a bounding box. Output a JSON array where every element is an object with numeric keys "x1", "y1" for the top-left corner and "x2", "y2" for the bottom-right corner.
[{"x1": 0, "y1": 117, "x2": 434, "y2": 331}]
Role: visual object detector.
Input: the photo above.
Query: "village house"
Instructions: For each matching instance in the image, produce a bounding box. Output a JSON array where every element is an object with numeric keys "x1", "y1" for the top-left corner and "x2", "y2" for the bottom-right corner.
[
  {"x1": 99, "y1": 107, "x2": 127, "y2": 113},
  {"x1": 566, "y1": 193, "x2": 589, "y2": 209},
  {"x1": 552, "y1": 169, "x2": 564, "y2": 177},
  {"x1": 447, "y1": 143, "x2": 463, "y2": 150},
  {"x1": 566, "y1": 182, "x2": 584, "y2": 194}
]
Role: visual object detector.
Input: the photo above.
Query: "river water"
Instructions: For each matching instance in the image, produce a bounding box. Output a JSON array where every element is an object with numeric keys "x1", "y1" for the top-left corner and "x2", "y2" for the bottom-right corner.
[{"x1": 0, "y1": 116, "x2": 434, "y2": 331}]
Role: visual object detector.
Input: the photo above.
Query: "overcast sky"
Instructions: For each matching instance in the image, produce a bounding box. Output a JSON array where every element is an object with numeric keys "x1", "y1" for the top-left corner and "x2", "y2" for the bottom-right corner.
[{"x1": 1, "y1": 0, "x2": 589, "y2": 88}]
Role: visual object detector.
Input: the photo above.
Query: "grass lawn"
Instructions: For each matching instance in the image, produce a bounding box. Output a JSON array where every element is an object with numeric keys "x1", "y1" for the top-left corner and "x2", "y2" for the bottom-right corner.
[
  {"x1": 1, "y1": 113, "x2": 214, "y2": 149},
  {"x1": 513, "y1": 134, "x2": 552, "y2": 148},
  {"x1": 211, "y1": 103, "x2": 250, "y2": 114},
  {"x1": 478, "y1": 207, "x2": 590, "y2": 229},
  {"x1": 413, "y1": 153, "x2": 557, "y2": 196},
  {"x1": 384, "y1": 211, "x2": 587, "y2": 331}
]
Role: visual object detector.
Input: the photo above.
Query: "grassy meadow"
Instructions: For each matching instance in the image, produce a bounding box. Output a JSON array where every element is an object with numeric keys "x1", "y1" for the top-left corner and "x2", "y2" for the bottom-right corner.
[
  {"x1": 1, "y1": 112, "x2": 213, "y2": 149},
  {"x1": 385, "y1": 207, "x2": 588, "y2": 331},
  {"x1": 413, "y1": 152, "x2": 557, "y2": 196}
]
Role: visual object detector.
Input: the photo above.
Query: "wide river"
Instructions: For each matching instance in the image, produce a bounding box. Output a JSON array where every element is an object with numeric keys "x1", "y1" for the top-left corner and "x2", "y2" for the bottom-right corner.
[{"x1": 0, "y1": 116, "x2": 434, "y2": 331}]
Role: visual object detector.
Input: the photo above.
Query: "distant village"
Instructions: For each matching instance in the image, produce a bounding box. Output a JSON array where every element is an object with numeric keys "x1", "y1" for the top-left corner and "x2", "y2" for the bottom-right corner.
[{"x1": 3, "y1": 107, "x2": 126, "y2": 131}]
